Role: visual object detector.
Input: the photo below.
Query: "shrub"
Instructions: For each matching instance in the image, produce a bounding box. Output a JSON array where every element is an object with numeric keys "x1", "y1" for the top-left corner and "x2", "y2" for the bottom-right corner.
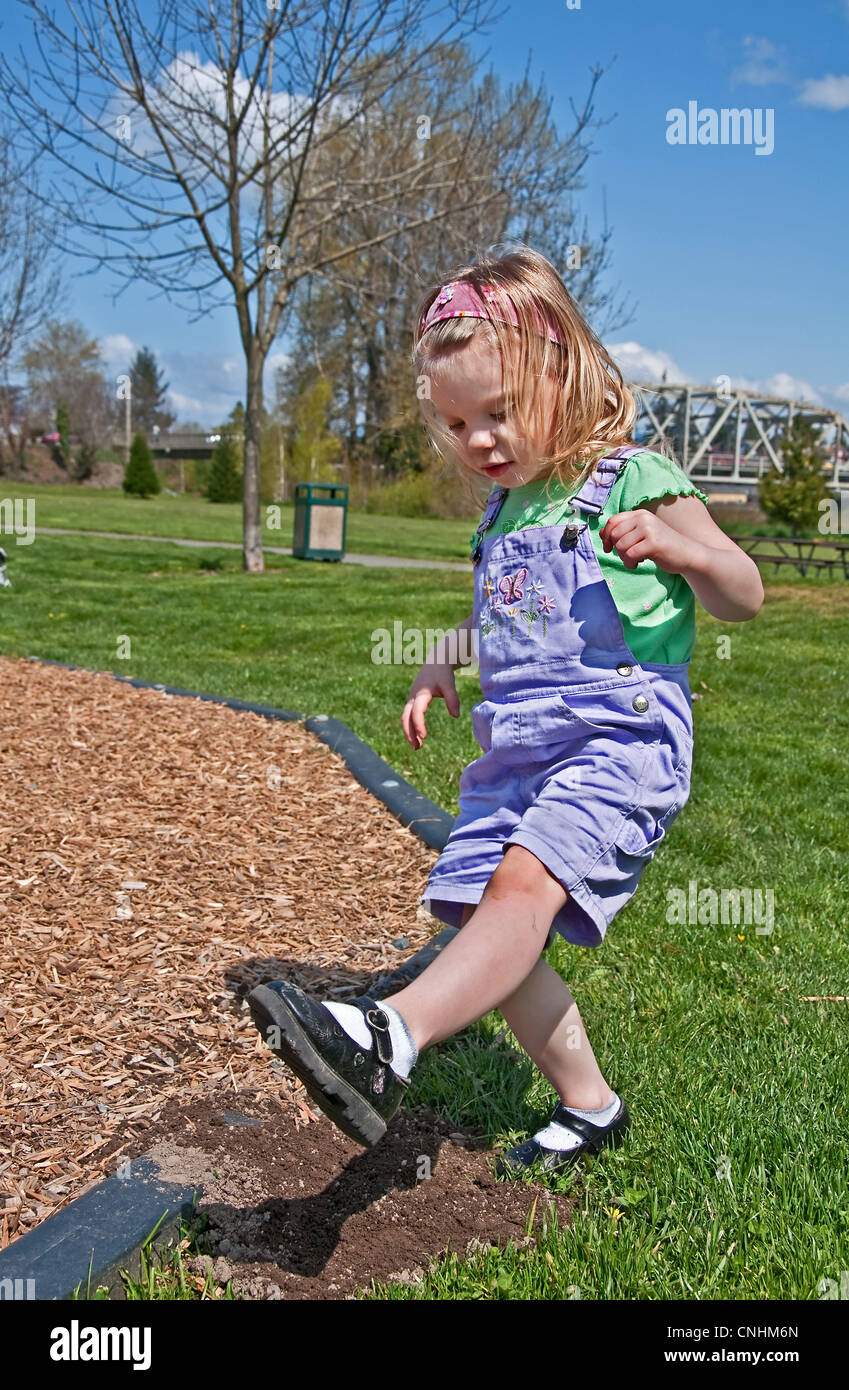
[
  {"x1": 362, "y1": 458, "x2": 477, "y2": 520},
  {"x1": 122, "y1": 433, "x2": 161, "y2": 497},
  {"x1": 757, "y1": 418, "x2": 832, "y2": 531},
  {"x1": 206, "y1": 435, "x2": 242, "y2": 503}
]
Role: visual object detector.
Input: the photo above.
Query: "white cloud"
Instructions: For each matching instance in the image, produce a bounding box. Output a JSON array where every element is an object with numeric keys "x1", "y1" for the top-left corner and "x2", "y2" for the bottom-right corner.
[
  {"x1": 158, "y1": 350, "x2": 242, "y2": 425},
  {"x1": 99, "y1": 333, "x2": 137, "y2": 370},
  {"x1": 757, "y1": 372, "x2": 823, "y2": 405},
  {"x1": 607, "y1": 342, "x2": 847, "y2": 415},
  {"x1": 797, "y1": 73, "x2": 849, "y2": 110},
  {"x1": 266, "y1": 351, "x2": 290, "y2": 380},
  {"x1": 607, "y1": 340, "x2": 690, "y2": 385},
  {"x1": 102, "y1": 49, "x2": 310, "y2": 207},
  {"x1": 730, "y1": 36, "x2": 791, "y2": 87}
]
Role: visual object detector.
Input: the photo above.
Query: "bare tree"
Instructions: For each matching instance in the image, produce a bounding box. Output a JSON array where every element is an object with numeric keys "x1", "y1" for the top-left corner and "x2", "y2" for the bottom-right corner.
[
  {"x1": 0, "y1": 135, "x2": 63, "y2": 462},
  {"x1": 22, "y1": 318, "x2": 115, "y2": 479},
  {"x1": 0, "y1": 0, "x2": 530, "y2": 570},
  {"x1": 276, "y1": 43, "x2": 632, "y2": 467}
]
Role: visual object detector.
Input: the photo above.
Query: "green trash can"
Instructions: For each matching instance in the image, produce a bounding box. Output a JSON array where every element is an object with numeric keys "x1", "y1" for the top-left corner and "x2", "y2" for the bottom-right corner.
[{"x1": 292, "y1": 482, "x2": 348, "y2": 561}]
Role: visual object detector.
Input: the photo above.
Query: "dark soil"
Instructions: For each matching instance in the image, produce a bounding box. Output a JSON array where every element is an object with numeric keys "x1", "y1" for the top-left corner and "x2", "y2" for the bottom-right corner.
[{"x1": 106, "y1": 1090, "x2": 577, "y2": 1301}]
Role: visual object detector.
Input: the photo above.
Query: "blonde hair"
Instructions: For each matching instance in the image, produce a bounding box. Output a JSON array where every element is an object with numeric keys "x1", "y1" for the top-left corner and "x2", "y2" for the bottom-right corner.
[{"x1": 411, "y1": 245, "x2": 638, "y2": 509}]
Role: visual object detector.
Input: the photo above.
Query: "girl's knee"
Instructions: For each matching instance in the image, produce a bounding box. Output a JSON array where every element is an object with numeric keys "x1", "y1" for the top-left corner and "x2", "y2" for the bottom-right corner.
[{"x1": 487, "y1": 844, "x2": 568, "y2": 909}]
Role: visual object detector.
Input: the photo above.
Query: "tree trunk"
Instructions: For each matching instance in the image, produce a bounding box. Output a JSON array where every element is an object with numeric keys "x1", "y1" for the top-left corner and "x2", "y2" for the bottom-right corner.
[{"x1": 243, "y1": 343, "x2": 264, "y2": 573}]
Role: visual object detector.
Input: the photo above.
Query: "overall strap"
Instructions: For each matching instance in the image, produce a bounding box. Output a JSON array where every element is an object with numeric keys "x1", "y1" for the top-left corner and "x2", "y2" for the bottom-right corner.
[
  {"x1": 470, "y1": 486, "x2": 509, "y2": 564},
  {"x1": 569, "y1": 445, "x2": 643, "y2": 518}
]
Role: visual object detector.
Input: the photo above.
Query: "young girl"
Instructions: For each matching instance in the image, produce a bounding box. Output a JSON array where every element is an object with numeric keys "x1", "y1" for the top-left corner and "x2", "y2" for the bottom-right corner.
[{"x1": 248, "y1": 247, "x2": 763, "y2": 1175}]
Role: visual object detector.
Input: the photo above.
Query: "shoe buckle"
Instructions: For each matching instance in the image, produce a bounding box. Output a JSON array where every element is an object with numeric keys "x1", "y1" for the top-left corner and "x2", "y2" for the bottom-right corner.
[{"x1": 364, "y1": 1004, "x2": 394, "y2": 1065}]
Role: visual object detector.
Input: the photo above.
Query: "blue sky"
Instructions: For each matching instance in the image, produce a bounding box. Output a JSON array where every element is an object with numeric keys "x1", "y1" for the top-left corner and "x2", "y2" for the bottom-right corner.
[{"x1": 2, "y1": 0, "x2": 847, "y2": 424}]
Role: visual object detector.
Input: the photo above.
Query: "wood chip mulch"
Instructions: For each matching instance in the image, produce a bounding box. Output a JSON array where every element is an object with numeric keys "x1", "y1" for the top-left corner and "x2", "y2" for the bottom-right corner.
[{"x1": 0, "y1": 656, "x2": 441, "y2": 1250}]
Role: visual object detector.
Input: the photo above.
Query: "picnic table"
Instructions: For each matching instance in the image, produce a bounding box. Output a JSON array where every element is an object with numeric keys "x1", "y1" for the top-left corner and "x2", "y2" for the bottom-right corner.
[{"x1": 734, "y1": 535, "x2": 849, "y2": 579}]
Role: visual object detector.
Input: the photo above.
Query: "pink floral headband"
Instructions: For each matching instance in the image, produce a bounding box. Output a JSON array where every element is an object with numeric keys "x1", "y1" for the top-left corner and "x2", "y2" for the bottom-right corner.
[{"x1": 418, "y1": 278, "x2": 564, "y2": 346}]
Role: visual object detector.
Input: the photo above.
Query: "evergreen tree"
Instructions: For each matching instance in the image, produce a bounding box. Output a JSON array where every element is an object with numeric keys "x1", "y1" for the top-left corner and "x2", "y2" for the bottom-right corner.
[
  {"x1": 222, "y1": 400, "x2": 246, "y2": 435},
  {"x1": 128, "y1": 347, "x2": 176, "y2": 434},
  {"x1": 206, "y1": 434, "x2": 242, "y2": 502},
  {"x1": 758, "y1": 417, "x2": 832, "y2": 531},
  {"x1": 122, "y1": 432, "x2": 161, "y2": 497}
]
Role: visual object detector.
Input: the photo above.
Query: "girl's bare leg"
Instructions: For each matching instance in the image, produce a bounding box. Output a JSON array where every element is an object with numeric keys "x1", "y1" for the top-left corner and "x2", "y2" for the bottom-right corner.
[
  {"x1": 386, "y1": 858, "x2": 616, "y2": 1110},
  {"x1": 493, "y1": 955, "x2": 617, "y2": 1110},
  {"x1": 381, "y1": 845, "x2": 566, "y2": 1051}
]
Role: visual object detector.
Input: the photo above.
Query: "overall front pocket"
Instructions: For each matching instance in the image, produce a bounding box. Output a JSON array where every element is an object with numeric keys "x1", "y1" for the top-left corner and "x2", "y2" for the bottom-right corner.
[
  {"x1": 470, "y1": 701, "x2": 495, "y2": 752},
  {"x1": 614, "y1": 742, "x2": 692, "y2": 856},
  {"x1": 472, "y1": 681, "x2": 663, "y2": 765},
  {"x1": 555, "y1": 679, "x2": 664, "y2": 743}
]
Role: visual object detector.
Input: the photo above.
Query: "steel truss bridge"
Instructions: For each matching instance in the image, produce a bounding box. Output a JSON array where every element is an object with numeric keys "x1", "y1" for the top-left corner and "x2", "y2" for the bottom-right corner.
[{"x1": 631, "y1": 383, "x2": 849, "y2": 495}]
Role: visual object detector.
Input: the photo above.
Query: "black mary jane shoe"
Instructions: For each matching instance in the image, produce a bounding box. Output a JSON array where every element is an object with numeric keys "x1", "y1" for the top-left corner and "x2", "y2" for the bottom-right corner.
[
  {"x1": 494, "y1": 1097, "x2": 630, "y2": 1179},
  {"x1": 247, "y1": 981, "x2": 410, "y2": 1148}
]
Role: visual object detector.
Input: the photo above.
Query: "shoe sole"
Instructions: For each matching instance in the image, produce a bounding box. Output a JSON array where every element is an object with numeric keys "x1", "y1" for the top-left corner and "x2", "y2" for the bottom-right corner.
[
  {"x1": 248, "y1": 984, "x2": 389, "y2": 1148},
  {"x1": 495, "y1": 1106, "x2": 630, "y2": 1179}
]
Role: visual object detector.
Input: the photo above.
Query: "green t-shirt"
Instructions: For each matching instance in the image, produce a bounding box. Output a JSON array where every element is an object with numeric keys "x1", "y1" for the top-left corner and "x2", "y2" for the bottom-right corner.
[{"x1": 469, "y1": 451, "x2": 709, "y2": 665}]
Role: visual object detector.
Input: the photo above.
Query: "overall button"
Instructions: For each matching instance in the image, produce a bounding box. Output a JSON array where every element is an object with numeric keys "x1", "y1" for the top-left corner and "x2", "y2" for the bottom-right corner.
[
  {"x1": 617, "y1": 663, "x2": 633, "y2": 676},
  {"x1": 632, "y1": 694, "x2": 649, "y2": 713}
]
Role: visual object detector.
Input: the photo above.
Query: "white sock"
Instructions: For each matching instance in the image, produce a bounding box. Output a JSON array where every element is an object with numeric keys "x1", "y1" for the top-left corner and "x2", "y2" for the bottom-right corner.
[
  {"x1": 323, "y1": 1000, "x2": 419, "y2": 1079},
  {"x1": 533, "y1": 1093, "x2": 621, "y2": 1152}
]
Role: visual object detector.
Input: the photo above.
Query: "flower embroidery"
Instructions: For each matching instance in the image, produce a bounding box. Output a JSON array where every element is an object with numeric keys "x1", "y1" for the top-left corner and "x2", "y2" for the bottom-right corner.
[
  {"x1": 520, "y1": 605, "x2": 539, "y2": 633},
  {"x1": 538, "y1": 593, "x2": 556, "y2": 637},
  {"x1": 436, "y1": 282, "x2": 456, "y2": 306},
  {"x1": 477, "y1": 566, "x2": 563, "y2": 645}
]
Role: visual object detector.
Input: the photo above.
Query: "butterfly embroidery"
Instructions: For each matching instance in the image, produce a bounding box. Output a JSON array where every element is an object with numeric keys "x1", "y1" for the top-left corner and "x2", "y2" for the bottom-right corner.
[{"x1": 498, "y1": 567, "x2": 528, "y2": 603}]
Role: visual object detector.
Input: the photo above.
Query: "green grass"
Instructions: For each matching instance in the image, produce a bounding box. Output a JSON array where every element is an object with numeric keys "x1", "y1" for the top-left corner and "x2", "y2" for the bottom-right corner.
[
  {"x1": 0, "y1": 480, "x2": 478, "y2": 561},
  {"x1": 71, "y1": 1207, "x2": 240, "y2": 1301},
  {"x1": 4, "y1": 530, "x2": 849, "y2": 1300}
]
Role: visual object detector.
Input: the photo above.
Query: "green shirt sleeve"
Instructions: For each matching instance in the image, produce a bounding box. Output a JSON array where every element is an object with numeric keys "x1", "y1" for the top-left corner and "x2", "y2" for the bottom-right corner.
[{"x1": 607, "y1": 450, "x2": 709, "y2": 515}]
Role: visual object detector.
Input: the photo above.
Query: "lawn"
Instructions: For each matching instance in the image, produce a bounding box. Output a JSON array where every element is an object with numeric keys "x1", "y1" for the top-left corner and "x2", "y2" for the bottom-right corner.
[
  {"x1": 2, "y1": 529, "x2": 848, "y2": 1300},
  {"x1": 0, "y1": 480, "x2": 478, "y2": 562}
]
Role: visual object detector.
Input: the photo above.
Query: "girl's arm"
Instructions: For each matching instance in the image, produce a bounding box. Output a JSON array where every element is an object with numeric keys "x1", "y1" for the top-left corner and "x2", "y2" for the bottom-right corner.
[
  {"x1": 600, "y1": 494, "x2": 764, "y2": 621},
  {"x1": 402, "y1": 613, "x2": 475, "y2": 750}
]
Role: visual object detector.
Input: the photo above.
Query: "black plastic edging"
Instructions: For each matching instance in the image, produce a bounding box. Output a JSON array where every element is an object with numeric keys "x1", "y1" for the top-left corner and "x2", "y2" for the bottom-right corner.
[
  {"x1": 0, "y1": 1159, "x2": 198, "y2": 1302},
  {"x1": 3, "y1": 656, "x2": 460, "y2": 1299}
]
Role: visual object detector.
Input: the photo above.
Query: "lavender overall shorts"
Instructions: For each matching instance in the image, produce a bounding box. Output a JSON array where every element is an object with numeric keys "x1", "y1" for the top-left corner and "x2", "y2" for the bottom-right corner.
[{"x1": 420, "y1": 448, "x2": 694, "y2": 949}]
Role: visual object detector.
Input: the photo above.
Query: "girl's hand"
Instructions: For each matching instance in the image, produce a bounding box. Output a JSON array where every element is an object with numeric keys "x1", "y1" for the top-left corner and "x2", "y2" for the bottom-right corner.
[
  {"x1": 402, "y1": 663, "x2": 460, "y2": 750},
  {"x1": 599, "y1": 508, "x2": 693, "y2": 573}
]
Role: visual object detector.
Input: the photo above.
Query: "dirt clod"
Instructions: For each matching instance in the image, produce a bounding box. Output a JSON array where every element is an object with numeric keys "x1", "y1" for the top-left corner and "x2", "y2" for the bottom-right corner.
[{"x1": 114, "y1": 1090, "x2": 575, "y2": 1300}]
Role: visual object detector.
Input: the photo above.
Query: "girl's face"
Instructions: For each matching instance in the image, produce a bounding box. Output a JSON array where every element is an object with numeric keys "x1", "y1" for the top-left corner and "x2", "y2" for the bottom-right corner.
[{"x1": 425, "y1": 336, "x2": 556, "y2": 488}]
